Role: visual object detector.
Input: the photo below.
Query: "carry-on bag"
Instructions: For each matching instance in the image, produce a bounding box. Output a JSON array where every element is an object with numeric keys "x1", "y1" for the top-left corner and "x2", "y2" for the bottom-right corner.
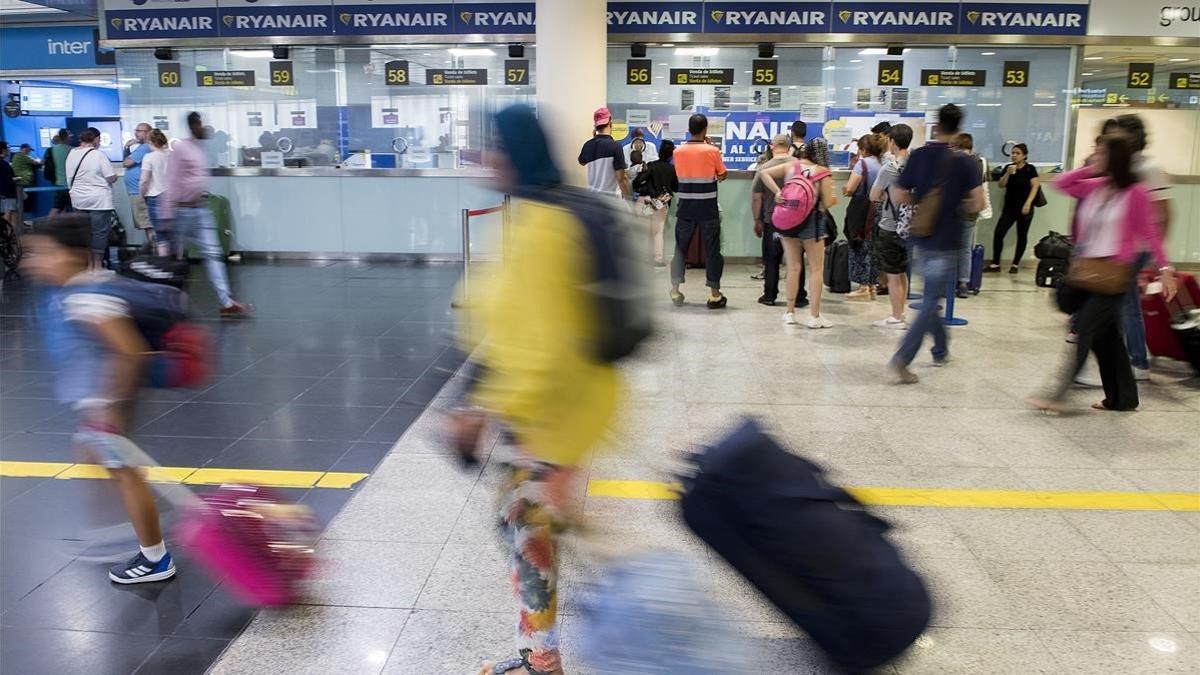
[
  {"x1": 679, "y1": 418, "x2": 931, "y2": 672},
  {"x1": 74, "y1": 431, "x2": 320, "y2": 607},
  {"x1": 968, "y1": 244, "x2": 985, "y2": 294},
  {"x1": 1036, "y1": 258, "x2": 1069, "y2": 288},
  {"x1": 824, "y1": 239, "x2": 851, "y2": 293}
]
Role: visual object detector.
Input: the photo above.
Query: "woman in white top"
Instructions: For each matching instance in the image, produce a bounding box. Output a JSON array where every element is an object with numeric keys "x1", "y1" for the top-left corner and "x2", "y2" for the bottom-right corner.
[{"x1": 138, "y1": 129, "x2": 169, "y2": 250}]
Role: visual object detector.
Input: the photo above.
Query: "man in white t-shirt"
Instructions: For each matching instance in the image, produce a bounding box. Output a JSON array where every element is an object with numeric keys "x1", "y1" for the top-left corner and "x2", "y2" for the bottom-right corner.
[
  {"x1": 65, "y1": 127, "x2": 118, "y2": 268},
  {"x1": 1115, "y1": 114, "x2": 1173, "y2": 379}
]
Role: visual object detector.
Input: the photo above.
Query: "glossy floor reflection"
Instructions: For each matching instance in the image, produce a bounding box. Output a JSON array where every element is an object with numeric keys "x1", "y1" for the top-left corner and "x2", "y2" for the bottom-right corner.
[
  {"x1": 0, "y1": 261, "x2": 464, "y2": 673},
  {"x1": 212, "y1": 265, "x2": 1198, "y2": 675}
]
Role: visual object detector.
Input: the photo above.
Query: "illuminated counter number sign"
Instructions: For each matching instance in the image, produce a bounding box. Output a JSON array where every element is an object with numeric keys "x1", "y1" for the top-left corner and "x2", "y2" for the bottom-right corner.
[
  {"x1": 197, "y1": 70, "x2": 256, "y2": 87},
  {"x1": 1169, "y1": 72, "x2": 1200, "y2": 90},
  {"x1": 426, "y1": 69, "x2": 488, "y2": 85},
  {"x1": 878, "y1": 60, "x2": 903, "y2": 86},
  {"x1": 385, "y1": 61, "x2": 409, "y2": 85},
  {"x1": 1127, "y1": 63, "x2": 1154, "y2": 89},
  {"x1": 158, "y1": 63, "x2": 182, "y2": 88},
  {"x1": 270, "y1": 61, "x2": 293, "y2": 87},
  {"x1": 505, "y1": 59, "x2": 530, "y2": 85},
  {"x1": 752, "y1": 60, "x2": 778, "y2": 86},
  {"x1": 921, "y1": 70, "x2": 986, "y2": 87},
  {"x1": 1003, "y1": 61, "x2": 1029, "y2": 88},
  {"x1": 670, "y1": 68, "x2": 734, "y2": 86},
  {"x1": 627, "y1": 59, "x2": 651, "y2": 85}
]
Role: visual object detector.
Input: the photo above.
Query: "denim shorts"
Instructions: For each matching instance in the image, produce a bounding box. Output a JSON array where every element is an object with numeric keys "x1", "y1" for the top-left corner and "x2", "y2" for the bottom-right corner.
[
  {"x1": 81, "y1": 209, "x2": 114, "y2": 254},
  {"x1": 776, "y1": 210, "x2": 823, "y2": 240}
]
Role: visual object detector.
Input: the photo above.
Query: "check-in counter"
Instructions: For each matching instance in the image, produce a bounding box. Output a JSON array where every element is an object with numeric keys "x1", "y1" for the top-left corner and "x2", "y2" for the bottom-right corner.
[{"x1": 203, "y1": 167, "x2": 507, "y2": 260}]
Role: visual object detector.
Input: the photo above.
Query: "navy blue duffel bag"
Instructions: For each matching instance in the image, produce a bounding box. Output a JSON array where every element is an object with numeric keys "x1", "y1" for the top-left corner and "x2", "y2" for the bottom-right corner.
[{"x1": 680, "y1": 418, "x2": 932, "y2": 672}]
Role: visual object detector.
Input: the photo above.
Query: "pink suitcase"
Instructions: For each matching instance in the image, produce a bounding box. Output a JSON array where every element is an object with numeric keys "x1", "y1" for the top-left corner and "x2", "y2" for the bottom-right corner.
[{"x1": 177, "y1": 484, "x2": 320, "y2": 606}]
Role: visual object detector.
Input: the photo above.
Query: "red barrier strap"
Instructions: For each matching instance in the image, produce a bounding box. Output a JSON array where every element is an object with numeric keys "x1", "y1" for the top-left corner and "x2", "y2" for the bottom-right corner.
[{"x1": 467, "y1": 204, "x2": 505, "y2": 217}]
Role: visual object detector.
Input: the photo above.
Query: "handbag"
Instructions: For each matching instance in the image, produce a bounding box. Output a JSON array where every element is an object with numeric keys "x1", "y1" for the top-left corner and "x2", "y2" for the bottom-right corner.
[
  {"x1": 1033, "y1": 186, "x2": 1048, "y2": 208},
  {"x1": 842, "y1": 162, "x2": 872, "y2": 241},
  {"x1": 910, "y1": 150, "x2": 955, "y2": 238},
  {"x1": 1066, "y1": 257, "x2": 1131, "y2": 295}
]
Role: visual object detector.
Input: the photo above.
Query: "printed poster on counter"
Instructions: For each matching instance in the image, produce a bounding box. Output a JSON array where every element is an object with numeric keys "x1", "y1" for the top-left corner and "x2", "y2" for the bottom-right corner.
[{"x1": 719, "y1": 112, "x2": 827, "y2": 170}]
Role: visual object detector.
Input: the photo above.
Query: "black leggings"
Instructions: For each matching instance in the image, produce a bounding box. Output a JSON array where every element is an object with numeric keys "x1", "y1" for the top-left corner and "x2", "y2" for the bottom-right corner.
[
  {"x1": 1049, "y1": 289, "x2": 1138, "y2": 410},
  {"x1": 991, "y1": 210, "x2": 1034, "y2": 266}
]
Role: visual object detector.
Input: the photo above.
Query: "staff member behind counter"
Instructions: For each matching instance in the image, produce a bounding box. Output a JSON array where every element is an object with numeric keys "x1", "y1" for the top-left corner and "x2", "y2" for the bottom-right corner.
[{"x1": 988, "y1": 142, "x2": 1041, "y2": 274}]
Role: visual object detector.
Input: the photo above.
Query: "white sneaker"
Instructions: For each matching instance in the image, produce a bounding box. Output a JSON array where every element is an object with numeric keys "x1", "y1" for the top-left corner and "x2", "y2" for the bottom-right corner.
[
  {"x1": 873, "y1": 316, "x2": 906, "y2": 329},
  {"x1": 1133, "y1": 366, "x2": 1151, "y2": 381},
  {"x1": 1074, "y1": 371, "x2": 1102, "y2": 388},
  {"x1": 805, "y1": 315, "x2": 833, "y2": 329},
  {"x1": 782, "y1": 312, "x2": 797, "y2": 325}
]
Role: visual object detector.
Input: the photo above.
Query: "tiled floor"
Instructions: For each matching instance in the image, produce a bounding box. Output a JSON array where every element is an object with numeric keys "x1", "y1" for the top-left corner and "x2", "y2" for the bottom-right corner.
[
  {"x1": 211, "y1": 265, "x2": 1198, "y2": 675},
  {"x1": 0, "y1": 261, "x2": 464, "y2": 673}
]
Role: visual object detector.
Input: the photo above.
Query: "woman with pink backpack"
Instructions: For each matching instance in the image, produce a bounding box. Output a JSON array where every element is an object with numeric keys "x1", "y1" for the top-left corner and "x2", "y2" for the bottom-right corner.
[{"x1": 755, "y1": 138, "x2": 838, "y2": 328}]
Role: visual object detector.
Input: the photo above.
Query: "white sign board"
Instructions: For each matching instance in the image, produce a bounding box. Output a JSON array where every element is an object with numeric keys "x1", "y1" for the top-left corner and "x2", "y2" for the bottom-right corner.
[
  {"x1": 1087, "y1": 0, "x2": 1200, "y2": 39},
  {"x1": 261, "y1": 151, "x2": 284, "y2": 168}
]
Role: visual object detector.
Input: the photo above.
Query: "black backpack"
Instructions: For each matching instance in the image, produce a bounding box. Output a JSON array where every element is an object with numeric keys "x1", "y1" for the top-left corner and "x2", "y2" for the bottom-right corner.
[
  {"x1": 680, "y1": 418, "x2": 932, "y2": 671},
  {"x1": 631, "y1": 162, "x2": 658, "y2": 198},
  {"x1": 535, "y1": 185, "x2": 653, "y2": 362},
  {"x1": 42, "y1": 148, "x2": 56, "y2": 182}
]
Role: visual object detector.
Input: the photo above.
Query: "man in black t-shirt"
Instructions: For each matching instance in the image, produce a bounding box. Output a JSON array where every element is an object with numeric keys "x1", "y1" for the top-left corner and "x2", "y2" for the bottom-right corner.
[
  {"x1": 887, "y1": 104, "x2": 984, "y2": 384},
  {"x1": 577, "y1": 107, "x2": 630, "y2": 199}
]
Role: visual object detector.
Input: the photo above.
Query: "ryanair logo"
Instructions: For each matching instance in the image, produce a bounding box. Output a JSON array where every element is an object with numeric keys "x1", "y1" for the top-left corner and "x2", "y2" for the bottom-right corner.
[
  {"x1": 709, "y1": 8, "x2": 826, "y2": 26},
  {"x1": 110, "y1": 13, "x2": 214, "y2": 33},
  {"x1": 458, "y1": 9, "x2": 532, "y2": 27},
  {"x1": 221, "y1": 12, "x2": 328, "y2": 30},
  {"x1": 338, "y1": 10, "x2": 449, "y2": 29},
  {"x1": 607, "y1": 8, "x2": 699, "y2": 28},
  {"x1": 838, "y1": 8, "x2": 956, "y2": 27},
  {"x1": 965, "y1": 8, "x2": 1083, "y2": 28}
]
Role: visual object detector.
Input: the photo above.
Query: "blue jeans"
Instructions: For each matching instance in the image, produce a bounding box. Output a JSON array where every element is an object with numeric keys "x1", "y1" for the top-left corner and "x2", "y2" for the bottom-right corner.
[
  {"x1": 892, "y1": 248, "x2": 956, "y2": 367},
  {"x1": 174, "y1": 205, "x2": 232, "y2": 307},
  {"x1": 958, "y1": 220, "x2": 977, "y2": 284},
  {"x1": 1121, "y1": 251, "x2": 1151, "y2": 370}
]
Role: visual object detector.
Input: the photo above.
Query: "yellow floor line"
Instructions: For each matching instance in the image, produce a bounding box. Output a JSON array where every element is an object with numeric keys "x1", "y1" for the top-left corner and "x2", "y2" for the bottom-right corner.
[
  {"x1": 1, "y1": 460, "x2": 368, "y2": 490},
  {"x1": 587, "y1": 479, "x2": 1200, "y2": 512}
]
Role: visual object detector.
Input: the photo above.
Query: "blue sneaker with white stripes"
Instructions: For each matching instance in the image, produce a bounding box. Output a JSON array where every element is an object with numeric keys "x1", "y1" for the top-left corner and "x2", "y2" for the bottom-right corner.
[{"x1": 109, "y1": 551, "x2": 176, "y2": 584}]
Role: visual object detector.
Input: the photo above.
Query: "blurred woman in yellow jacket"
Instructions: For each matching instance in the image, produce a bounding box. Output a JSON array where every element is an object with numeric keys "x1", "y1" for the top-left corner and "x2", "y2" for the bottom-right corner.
[{"x1": 449, "y1": 105, "x2": 622, "y2": 675}]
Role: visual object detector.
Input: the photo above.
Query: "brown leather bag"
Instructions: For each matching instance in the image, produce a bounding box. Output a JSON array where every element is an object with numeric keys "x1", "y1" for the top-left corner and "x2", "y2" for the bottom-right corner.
[
  {"x1": 1066, "y1": 257, "x2": 1132, "y2": 295},
  {"x1": 909, "y1": 186, "x2": 940, "y2": 238}
]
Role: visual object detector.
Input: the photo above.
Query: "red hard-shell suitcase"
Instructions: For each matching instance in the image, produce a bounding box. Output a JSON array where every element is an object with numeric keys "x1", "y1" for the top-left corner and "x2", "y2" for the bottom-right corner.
[{"x1": 1141, "y1": 271, "x2": 1200, "y2": 365}]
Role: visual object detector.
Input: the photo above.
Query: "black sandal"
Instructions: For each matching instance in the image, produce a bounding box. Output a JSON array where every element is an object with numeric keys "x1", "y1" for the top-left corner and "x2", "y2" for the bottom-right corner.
[{"x1": 485, "y1": 650, "x2": 555, "y2": 675}]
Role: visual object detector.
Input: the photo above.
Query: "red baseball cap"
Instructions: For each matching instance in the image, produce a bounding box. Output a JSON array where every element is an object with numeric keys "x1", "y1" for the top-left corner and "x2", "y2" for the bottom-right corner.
[{"x1": 593, "y1": 107, "x2": 612, "y2": 127}]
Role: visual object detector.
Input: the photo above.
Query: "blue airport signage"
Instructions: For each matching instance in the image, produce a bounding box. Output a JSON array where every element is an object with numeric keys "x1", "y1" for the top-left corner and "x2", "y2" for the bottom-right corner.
[
  {"x1": 607, "y1": 2, "x2": 704, "y2": 33},
  {"x1": 831, "y1": 2, "x2": 960, "y2": 34},
  {"x1": 217, "y1": 0, "x2": 335, "y2": 38},
  {"x1": 104, "y1": 0, "x2": 220, "y2": 40},
  {"x1": 452, "y1": 2, "x2": 535, "y2": 34},
  {"x1": 0, "y1": 25, "x2": 112, "y2": 71},
  {"x1": 704, "y1": 2, "x2": 833, "y2": 33},
  {"x1": 959, "y1": 3, "x2": 1088, "y2": 35},
  {"x1": 333, "y1": 1, "x2": 456, "y2": 35}
]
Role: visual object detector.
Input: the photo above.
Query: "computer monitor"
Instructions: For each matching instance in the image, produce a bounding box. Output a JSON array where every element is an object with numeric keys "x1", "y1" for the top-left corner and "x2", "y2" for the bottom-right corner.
[
  {"x1": 19, "y1": 85, "x2": 73, "y2": 116},
  {"x1": 86, "y1": 120, "x2": 124, "y2": 162}
]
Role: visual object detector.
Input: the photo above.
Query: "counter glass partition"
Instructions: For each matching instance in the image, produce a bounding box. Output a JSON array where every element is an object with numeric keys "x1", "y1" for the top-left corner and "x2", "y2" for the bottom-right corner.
[
  {"x1": 114, "y1": 46, "x2": 534, "y2": 169},
  {"x1": 605, "y1": 45, "x2": 1074, "y2": 169}
]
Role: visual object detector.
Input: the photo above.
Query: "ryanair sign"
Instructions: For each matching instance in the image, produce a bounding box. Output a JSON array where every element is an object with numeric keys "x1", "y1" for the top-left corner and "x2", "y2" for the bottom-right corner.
[
  {"x1": 960, "y1": 3, "x2": 1088, "y2": 35},
  {"x1": 104, "y1": 0, "x2": 220, "y2": 40},
  {"x1": 705, "y1": 2, "x2": 833, "y2": 32},
  {"x1": 832, "y1": 2, "x2": 959, "y2": 33},
  {"x1": 607, "y1": 2, "x2": 703, "y2": 33},
  {"x1": 334, "y1": 2, "x2": 455, "y2": 35},
  {"x1": 453, "y1": 2, "x2": 535, "y2": 33},
  {"x1": 217, "y1": 1, "x2": 335, "y2": 37}
]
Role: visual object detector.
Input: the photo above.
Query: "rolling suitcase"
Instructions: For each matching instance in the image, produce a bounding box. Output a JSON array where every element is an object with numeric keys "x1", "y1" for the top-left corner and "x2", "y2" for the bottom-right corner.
[
  {"x1": 824, "y1": 239, "x2": 851, "y2": 293},
  {"x1": 186, "y1": 193, "x2": 237, "y2": 262},
  {"x1": 968, "y1": 244, "x2": 985, "y2": 294},
  {"x1": 680, "y1": 419, "x2": 931, "y2": 672},
  {"x1": 1143, "y1": 271, "x2": 1200, "y2": 373},
  {"x1": 1036, "y1": 258, "x2": 1068, "y2": 288},
  {"x1": 74, "y1": 431, "x2": 320, "y2": 607}
]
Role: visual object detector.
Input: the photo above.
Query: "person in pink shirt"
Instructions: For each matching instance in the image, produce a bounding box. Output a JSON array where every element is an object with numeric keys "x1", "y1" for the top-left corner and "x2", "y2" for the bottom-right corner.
[
  {"x1": 160, "y1": 111, "x2": 250, "y2": 318},
  {"x1": 1030, "y1": 132, "x2": 1177, "y2": 413}
]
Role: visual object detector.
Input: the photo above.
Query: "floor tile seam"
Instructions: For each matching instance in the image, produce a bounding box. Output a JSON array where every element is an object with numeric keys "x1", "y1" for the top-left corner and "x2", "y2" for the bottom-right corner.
[
  {"x1": 359, "y1": 345, "x2": 454, "y2": 442},
  {"x1": 0, "y1": 550, "x2": 79, "y2": 615},
  {"x1": 129, "y1": 636, "x2": 175, "y2": 674},
  {"x1": 1100, "y1": 532, "x2": 1200, "y2": 633},
  {"x1": 375, "y1": 606, "x2": 416, "y2": 675}
]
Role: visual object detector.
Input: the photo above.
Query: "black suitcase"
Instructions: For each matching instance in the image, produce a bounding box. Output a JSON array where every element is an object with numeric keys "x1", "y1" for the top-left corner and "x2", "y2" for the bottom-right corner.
[
  {"x1": 1035, "y1": 257, "x2": 1068, "y2": 288},
  {"x1": 680, "y1": 419, "x2": 931, "y2": 672},
  {"x1": 824, "y1": 240, "x2": 851, "y2": 293}
]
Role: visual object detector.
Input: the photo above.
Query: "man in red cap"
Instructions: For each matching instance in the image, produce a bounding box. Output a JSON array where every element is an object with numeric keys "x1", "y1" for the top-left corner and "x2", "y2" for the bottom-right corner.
[{"x1": 577, "y1": 107, "x2": 630, "y2": 200}]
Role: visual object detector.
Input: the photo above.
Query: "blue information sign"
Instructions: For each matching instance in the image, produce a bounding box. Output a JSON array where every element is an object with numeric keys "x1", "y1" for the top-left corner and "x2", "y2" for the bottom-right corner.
[
  {"x1": 959, "y1": 3, "x2": 1087, "y2": 36},
  {"x1": 607, "y1": 2, "x2": 705, "y2": 33}
]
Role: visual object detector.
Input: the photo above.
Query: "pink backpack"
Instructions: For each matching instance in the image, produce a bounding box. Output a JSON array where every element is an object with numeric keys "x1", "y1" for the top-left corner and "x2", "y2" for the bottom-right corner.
[{"x1": 772, "y1": 165, "x2": 830, "y2": 231}]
